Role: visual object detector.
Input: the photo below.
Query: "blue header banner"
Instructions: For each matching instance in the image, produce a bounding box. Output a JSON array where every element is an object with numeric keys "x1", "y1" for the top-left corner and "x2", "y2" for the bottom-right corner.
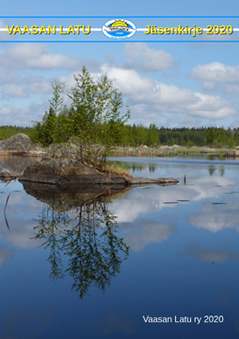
[{"x1": 0, "y1": 16, "x2": 238, "y2": 42}]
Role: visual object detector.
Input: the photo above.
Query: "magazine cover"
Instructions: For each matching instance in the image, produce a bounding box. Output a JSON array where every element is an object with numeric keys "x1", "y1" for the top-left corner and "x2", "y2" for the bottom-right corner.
[{"x1": 0, "y1": 1, "x2": 238, "y2": 338}]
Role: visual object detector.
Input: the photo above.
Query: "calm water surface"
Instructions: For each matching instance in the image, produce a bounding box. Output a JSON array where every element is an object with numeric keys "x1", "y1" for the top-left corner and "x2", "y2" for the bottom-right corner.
[{"x1": 1, "y1": 155, "x2": 239, "y2": 338}]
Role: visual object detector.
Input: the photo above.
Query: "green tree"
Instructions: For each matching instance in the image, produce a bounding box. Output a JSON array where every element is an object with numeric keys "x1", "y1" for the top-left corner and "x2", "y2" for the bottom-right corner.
[
  {"x1": 217, "y1": 128, "x2": 226, "y2": 146},
  {"x1": 66, "y1": 67, "x2": 130, "y2": 164},
  {"x1": 34, "y1": 80, "x2": 66, "y2": 146},
  {"x1": 206, "y1": 128, "x2": 216, "y2": 146},
  {"x1": 49, "y1": 80, "x2": 66, "y2": 115},
  {"x1": 34, "y1": 107, "x2": 57, "y2": 146},
  {"x1": 35, "y1": 67, "x2": 130, "y2": 163}
]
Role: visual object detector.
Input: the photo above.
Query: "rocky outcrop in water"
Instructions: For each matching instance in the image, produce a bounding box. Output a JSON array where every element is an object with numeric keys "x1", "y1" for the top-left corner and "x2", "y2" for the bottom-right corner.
[
  {"x1": 0, "y1": 133, "x2": 45, "y2": 157},
  {"x1": 18, "y1": 143, "x2": 179, "y2": 188},
  {"x1": 19, "y1": 161, "x2": 179, "y2": 187},
  {"x1": 0, "y1": 133, "x2": 36, "y2": 152}
]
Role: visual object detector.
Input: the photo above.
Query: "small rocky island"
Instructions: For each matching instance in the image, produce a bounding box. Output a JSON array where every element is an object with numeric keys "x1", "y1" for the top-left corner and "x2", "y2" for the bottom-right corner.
[
  {"x1": 19, "y1": 143, "x2": 179, "y2": 188},
  {"x1": 0, "y1": 134, "x2": 179, "y2": 189}
]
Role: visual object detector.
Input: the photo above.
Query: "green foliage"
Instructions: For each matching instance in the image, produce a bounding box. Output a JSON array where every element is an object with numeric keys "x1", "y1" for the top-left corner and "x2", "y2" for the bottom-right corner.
[
  {"x1": 35, "y1": 67, "x2": 130, "y2": 164},
  {"x1": 186, "y1": 140, "x2": 194, "y2": 148},
  {"x1": 49, "y1": 79, "x2": 67, "y2": 115},
  {"x1": 118, "y1": 125, "x2": 239, "y2": 148},
  {"x1": 34, "y1": 107, "x2": 57, "y2": 146},
  {"x1": 206, "y1": 127, "x2": 216, "y2": 145},
  {"x1": 0, "y1": 125, "x2": 38, "y2": 142}
]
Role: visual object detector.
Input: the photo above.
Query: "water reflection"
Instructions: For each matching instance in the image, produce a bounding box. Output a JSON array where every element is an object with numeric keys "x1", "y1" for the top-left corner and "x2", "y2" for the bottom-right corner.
[
  {"x1": 0, "y1": 155, "x2": 40, "y2": 172},
  {"x1": 207, "y1": 165, "x2": 225, "y2": 177},
  {"x1": 109, "y1": 160, "x2": 157, "y2": 174},
  {"x1": 183, "y1": 243, "x2": 239, "y2": 263},
  {"x1": 188, "y1": 201, "x2": 239, "y2": 233},
  {"x1": 208, "y1": 165, "x2": 216, "y2": 176},
  {"x1": 32, "y1": 191, "x2": 129, "y2": 299},
  {"x1": 1, "y1": 156, "x2": 239, "y2": 338},
  {"x1": 121, "y1": 219, "x2": 176, "y2": 252}
]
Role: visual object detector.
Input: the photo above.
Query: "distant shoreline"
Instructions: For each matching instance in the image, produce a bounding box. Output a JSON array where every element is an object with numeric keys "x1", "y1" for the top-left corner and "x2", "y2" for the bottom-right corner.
[{"x1": 110, "y1": 145, "x2": 235, "y2": 157}]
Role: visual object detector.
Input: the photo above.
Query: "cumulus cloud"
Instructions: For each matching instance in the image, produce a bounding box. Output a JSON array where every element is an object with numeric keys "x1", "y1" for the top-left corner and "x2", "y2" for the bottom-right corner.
[
  {"x1": 122, "y1": 43, "x2": 176, "y2": 72},
  {"x1": 190, "y1": 62, "x2": 239, "y2": 83},
  {"x1": 0, "y1": 102, "x2": 48, "y2": 126},
  {"x1": 0, "y1": 74, "x2": 52, "y2": 102},
  {"x1": 0, "y1": 44, "x2": 85, "y2": 71},
  {"x1": 2, "y1": 84, "x2": 29, "y2": 98},
  {"x1": 101, "y1": 65, "x2": 237, "y2": 120},
  {"x1": 26, "y1": 81, "x2": 52, "y2": 94},
  {"x1": 0, "y1": 42, "x2": 236, "y2": 126}
]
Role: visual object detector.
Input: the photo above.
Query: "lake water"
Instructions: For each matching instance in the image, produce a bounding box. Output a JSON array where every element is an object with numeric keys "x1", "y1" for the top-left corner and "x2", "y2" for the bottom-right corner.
[{"x1": 1, "y1": 155, "x2": 239, "y2": 338}]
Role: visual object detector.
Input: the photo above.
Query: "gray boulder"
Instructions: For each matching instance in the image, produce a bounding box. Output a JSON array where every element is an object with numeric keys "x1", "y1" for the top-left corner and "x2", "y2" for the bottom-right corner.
[{"x1": 0, "y1": 133, "x2": 36, "y2": 151}]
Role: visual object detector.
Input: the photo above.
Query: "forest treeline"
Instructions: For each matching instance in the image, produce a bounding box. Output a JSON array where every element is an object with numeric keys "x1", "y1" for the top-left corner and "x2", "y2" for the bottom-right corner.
[
  {"x1": 119, "y1": 124, "x2": 238, "y2": 147},
  {"x1": 0, "y1": 123, "x2": 238, "y2": 148},
  {"x1": 0, "y1": 125, "x2": 36, "y2": 141}
]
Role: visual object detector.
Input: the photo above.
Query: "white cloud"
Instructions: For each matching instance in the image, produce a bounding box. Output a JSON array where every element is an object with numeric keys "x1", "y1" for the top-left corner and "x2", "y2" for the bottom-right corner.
[
  {"x1": 2, "y1": 84, "x2": 29, "y2": 98},
  {"x1": 27, "y1": 81, "x2": 52, "y2": 94},
  {"x1": 0, "y1": 43, "x2": 236, "y2": 127},
  {"x1": 101, "y1": 65, "x2": 237, "y2": 120},
  {"x1": 0, "y1": 102, "x2": 48, "y2": 126},
  {"x1": 0, "y1": 44, "x2": 85, "y2": 71},
  {"x1": 122, "y1": 43, "x2": 176, "y2": 72},
  {"x1": 190, "y1": 61, "x2": 239, "y2": 84}
]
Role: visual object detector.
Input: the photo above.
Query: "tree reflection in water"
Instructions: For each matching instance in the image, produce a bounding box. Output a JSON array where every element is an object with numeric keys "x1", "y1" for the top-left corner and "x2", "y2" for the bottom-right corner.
[{"x1": 34, "y1": 200, "x2": 129, "y2": 299}]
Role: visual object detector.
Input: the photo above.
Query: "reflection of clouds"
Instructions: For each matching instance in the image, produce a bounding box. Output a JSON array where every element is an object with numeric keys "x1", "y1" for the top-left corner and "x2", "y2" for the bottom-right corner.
[
  {"x1": 186, "y1": 176, "x2": 233, "y2": 201},
  {"x1": 0, "y1": 190, "x2": 43, "y2": 249},
  {"x1": 4, "y1": 308, "x2": 52, "y2": 339},
  {"x1": 1, "y1": 220, "x2": 43, "y2": 249},
  {"x1": 94, "y1": 314, "x2": 134, "y2": 335},
  {"x1": 188, "y1": 213, "x2": 238, "y2": 233},
  {"x1": 188, "y1": 203, "x2": 239, "y2": 233},
  {"x1": 0, "y1": 246, "x2": 14, "y2": 267},
  {"x1": 121, "y1": 219, "x2": 176, "y2": 252},
  {"x1": 0, "y1": 191, "x2": 41, "y2": 209},
  {"x1": 112, "y1": 175, "x2": 234, "y2": 223},
  {"x1": 184, "y1": 244, "x2": 239, "y2": 263}
]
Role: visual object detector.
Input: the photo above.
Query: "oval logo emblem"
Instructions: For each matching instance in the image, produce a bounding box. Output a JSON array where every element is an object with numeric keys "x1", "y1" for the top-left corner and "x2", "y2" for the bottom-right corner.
[{"x1": 102, "y1": 19, "x2": 136, "y2": 39}]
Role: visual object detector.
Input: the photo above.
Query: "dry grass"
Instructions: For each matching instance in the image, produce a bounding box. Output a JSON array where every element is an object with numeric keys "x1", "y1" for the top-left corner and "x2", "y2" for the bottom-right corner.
[
  {"x1": 110, "y1": 146, "x2": 177, "y2": 157},
  {"x1": 97, "y1": 163, "x2": 134, "y2": 179}
]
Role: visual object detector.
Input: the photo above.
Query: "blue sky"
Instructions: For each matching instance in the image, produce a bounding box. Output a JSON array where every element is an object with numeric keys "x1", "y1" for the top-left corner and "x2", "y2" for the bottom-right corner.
[{"x1": 0, "y1": 0, "x2": 239, "y2": 128}]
